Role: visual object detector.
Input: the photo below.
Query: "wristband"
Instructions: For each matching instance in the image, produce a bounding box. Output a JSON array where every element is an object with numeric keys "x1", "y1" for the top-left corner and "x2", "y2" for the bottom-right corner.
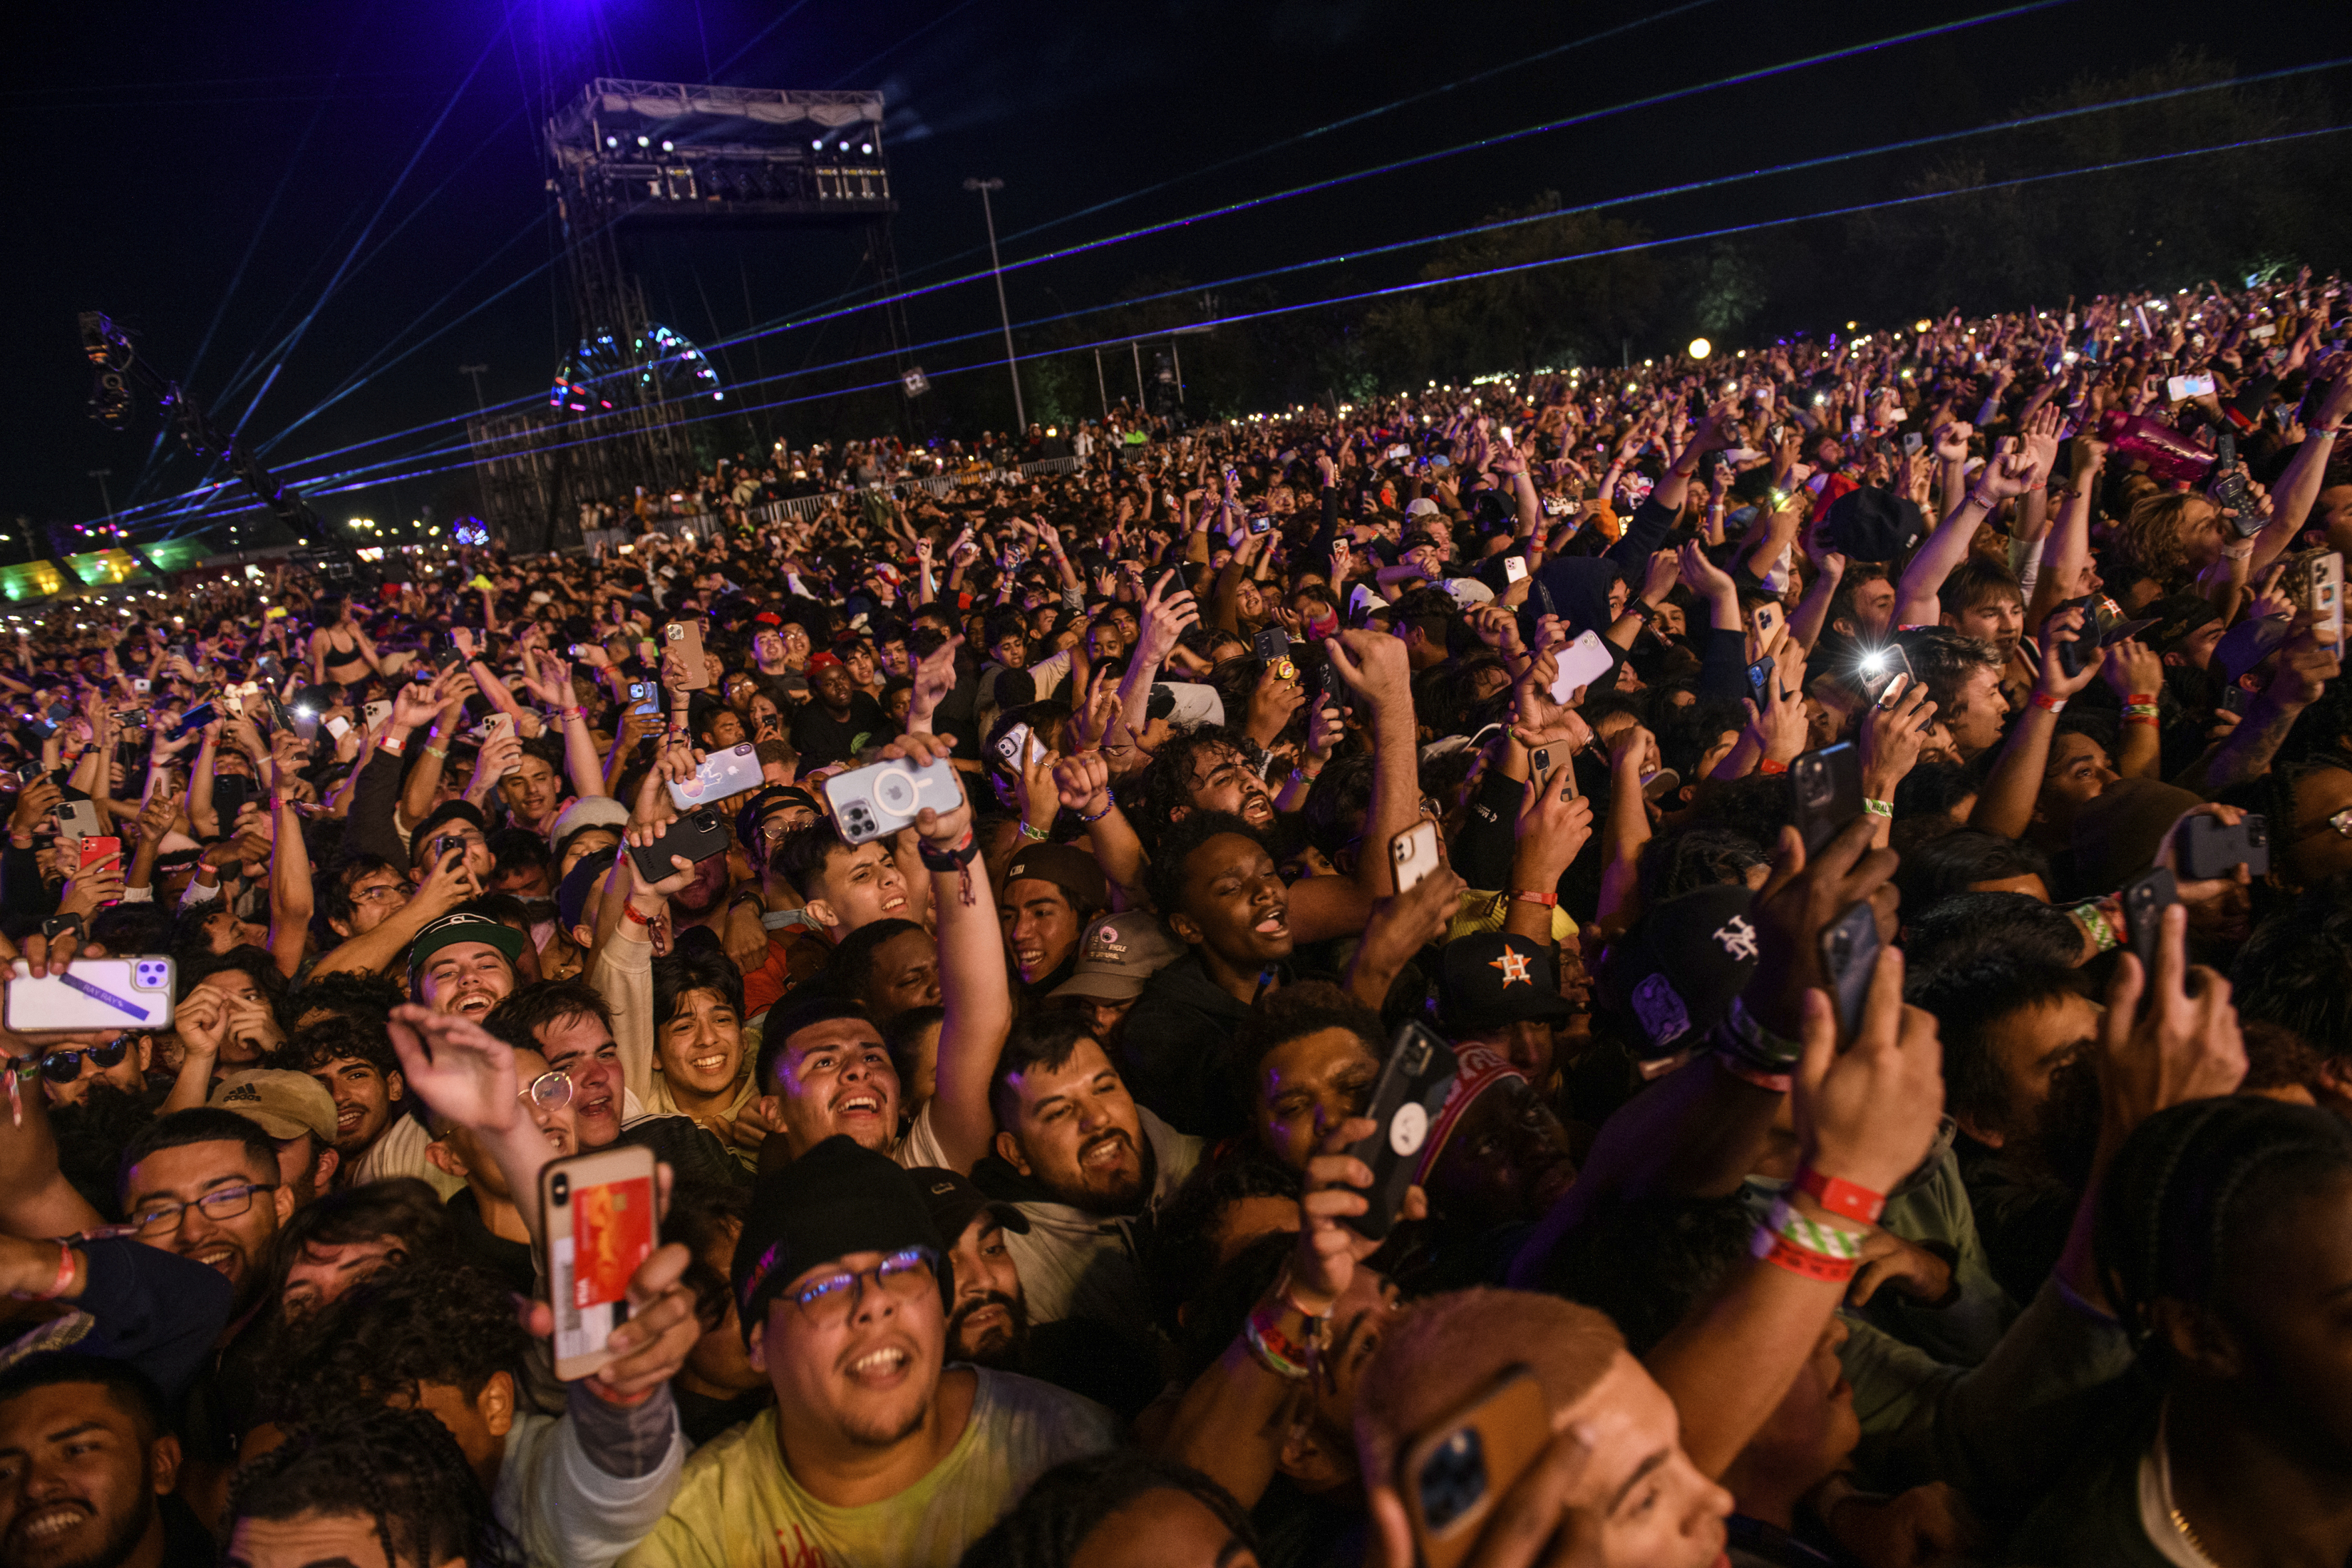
[
  {"x1": 1754, "y1": 1228, "x2": 1860, "y2": 1285},
  {"x1": 560, "y1": 706, "x2": 586, "y2": 721},
  {"x1": 1863, "y1": 798, "x2": 1894, "y2": 818},
  {"x1": 423, "y1": 745, "x2": 450, "y2": 760},
  {"x1": 1289, "y1": 765, "x2": 1322, "y2": 787},
  {"x1": 2127, "y1": 693, "x2": 2158, "y2": 706},
  {"x1": 1763, "y1": 1197, "x2": 1869, "y2": 1262},
  {"x1": 1244, "y1": 1299, "x2": 1316, "y2": 1381},
  {"x1": 11, "y1": 1240, "x2": 75, "y2": 1303},
  {"x1": 621, "y1": 904, "x2": 656, "y2": 927},
  {"x1": 1511, "y1": 889, "x2": 1559, "y2": 908},
  {"x1": 1794, "y1": 1166, "x2": 1887, "y2": 1225},
  {"x1": 1757, "y1": 758, "x2": 1789, "y2": 776},
  {"x1": 1718, "y1": 1058, "x2": 1793, "y2": 1095},
  {"x1": 1078, "y1": 799, "x2": 1116, "y2": 825},
  {"x1": 2030, "y1": 691, "x2": 2066, "y2": 713},
  {"x1": 1014, "y1": 820, "x2": 1051, "y2": 843},
  {"x1": 378, "y1": 734, "x2": 406, "y2": 756},
  {"x1": 918, "y1": 830, "x2": 980, "y2": 872},
  {"x1": 1715, "y1": 996, "x2": 1804, "y2": 1084}
]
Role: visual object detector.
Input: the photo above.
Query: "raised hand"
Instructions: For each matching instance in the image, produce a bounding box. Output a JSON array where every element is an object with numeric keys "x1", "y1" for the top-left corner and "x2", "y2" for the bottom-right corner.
[
  {"x1": 386, "y1": 1004, "x2": 520, "y2": 1135},
  {"x1": 1793, "y1": 942, "x2": 1944, "y2": 1197}
]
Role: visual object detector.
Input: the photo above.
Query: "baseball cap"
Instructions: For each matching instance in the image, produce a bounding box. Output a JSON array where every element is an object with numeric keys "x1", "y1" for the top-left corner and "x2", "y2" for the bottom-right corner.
[
  {"x1": 2070, "y1": 777, "x2": 2204, "y2": 892},
  {"x1": 557, "y1": 847, "x2": 617, "y2": 934},
  {"x1": 806, "y1": 651, "x2": 844, "y2": 674},
  {"x1": 1435, "y1": 934, "x2": 1577, "y2": 1031},
  {"x1": 731, "y1": 1135, "x2": 944, "y2": 1336},
  {"x1": 1817, "y1": 485, "x2": 1927, "y2": 563},
  {"x1": 1051, "y1": 912, "x2": 1184, "y2": 1003},
  {"x1": 545, "y1": 795, "x2": 629, "y2": 855},
  {"x1": 1003, "y1": 843, "x2": 1110, "y2": 916},
  {"x1": 1414, "y1": 1045, "x2": 1527, "y2": 1182},
  {"x1": 408, "y1": 912, "x2": 527, "y2": 981},
  {"x1": 1405, "y1": 497, "x2": 1441, "y2": 517},
  {"x1": 906, "y1": 1165, "x2": 1030, "y2": 1245},
  {"x1": 736, "y1": 784, "x2": 818, "y2": 847},
  {"x1": 2139, "y1": 592, "x2": 2224, "y2": 655},
  {"x1": 210, "y1": 1069, "x2": 339, "y2": 1143},
  {"x1": 1598, "y1": 884, "x2": 1762, "y2": 1059}
]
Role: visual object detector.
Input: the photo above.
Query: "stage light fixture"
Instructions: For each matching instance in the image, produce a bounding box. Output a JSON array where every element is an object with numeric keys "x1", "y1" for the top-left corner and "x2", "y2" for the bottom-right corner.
[
  {"x1": 636, "y1": 135, "x2": 651, "y2": 147},
  {"x1": 812, "y1": 138, "x2": 822, "y2": 149},
  {"x1": 661, "y1": 140, "x2": 674, "y2": 152},
  {"x1": 606, "y1": 135, "x2": 619, "y2": 147},
  {"x1": 861, "y1": 143, "x2": 872, "y2": 154}
]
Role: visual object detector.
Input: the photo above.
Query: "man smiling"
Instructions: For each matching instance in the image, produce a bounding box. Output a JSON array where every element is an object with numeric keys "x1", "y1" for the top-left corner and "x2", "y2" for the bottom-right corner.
[
  {"x1": 408, "y1": 912, "x2": 525, "y2": 1022},
  {"x1": 0, "y1": 1354, "x2": 210, "y2": 1568},
  {"x1": 618, "y1": 1138, "x2": 1113, "y2": 1568},
  {"x1": 115, "y1": 1110, "x2": 297, "y2": 1317}
]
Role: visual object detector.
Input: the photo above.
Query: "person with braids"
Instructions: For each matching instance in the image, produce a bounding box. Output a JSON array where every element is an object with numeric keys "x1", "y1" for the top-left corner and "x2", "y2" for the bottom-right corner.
[
  {"x1": 955, "y1": 1449, "x2": 1263, "y2": 1568},
  {"x1": 222, "y1": 1404, "x2": 521, "y2": 1568},
  {"x1": 2014, "y1": 1096, "x2": 2352, "y2": 1567},
  {"x1": 257, "y1": 1257, "x2": 695, "y2": 1568}
]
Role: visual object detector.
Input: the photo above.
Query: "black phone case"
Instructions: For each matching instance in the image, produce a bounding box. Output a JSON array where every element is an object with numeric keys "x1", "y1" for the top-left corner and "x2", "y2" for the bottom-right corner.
[
  {"x1": 1747, "y1": 655, "x2": 1775, "y2": 701},
  {"x1": 1341, "y1": 1022, "x2": 1458, "y2": 1243},
  {"x1": 1819, "y1": 901, "x2": 1879, "y2": 1043},
  {"x1": 627, "y1": 809, "x2": 727, "y2": 881},
  {"x1": 2123, "y1": 867, "x2": 2179, "y2": 972},
  {"x1": 2182, "y1": 815, "x2": 2269, "y2": 880},
  {"x1": 1254, "y1": 628, "x2": 1291, "y2": 663},
  {"x1": 1791, "y1": 743, "x2": 1864, "y2": 856}
]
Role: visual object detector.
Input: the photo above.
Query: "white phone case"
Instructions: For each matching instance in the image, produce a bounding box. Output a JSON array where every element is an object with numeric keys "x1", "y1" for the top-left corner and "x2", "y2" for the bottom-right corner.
[
  {"x1": 1548, "y1": 631, "x2": 1615, "y2": 702},
  {"x1": 4, "y1": 958, "x2": 177, "y2": 1031},
  {"x1": 666, "y1": 743, "x2": 765, "y2": 811}
]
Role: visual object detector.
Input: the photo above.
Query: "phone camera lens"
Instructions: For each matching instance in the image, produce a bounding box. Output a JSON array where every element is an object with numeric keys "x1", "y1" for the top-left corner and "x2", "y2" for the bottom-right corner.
[{"x1": 549, "y1": 1174, "x2": 569, "y2": 1205}]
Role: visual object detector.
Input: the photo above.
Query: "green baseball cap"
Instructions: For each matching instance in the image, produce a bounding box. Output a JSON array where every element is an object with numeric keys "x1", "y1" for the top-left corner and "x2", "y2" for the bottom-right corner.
[{"x1": 408, "y1": 912, "x2": 527, "y2": 981}]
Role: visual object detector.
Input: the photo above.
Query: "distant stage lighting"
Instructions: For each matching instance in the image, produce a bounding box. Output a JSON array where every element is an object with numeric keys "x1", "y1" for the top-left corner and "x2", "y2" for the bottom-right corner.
[
  {"x1": 661, "y1": 140, "x2": 674, "y2": 152},
  {"x1": 1687, "y1": 337, "x2": 1711, "y2": 359}
]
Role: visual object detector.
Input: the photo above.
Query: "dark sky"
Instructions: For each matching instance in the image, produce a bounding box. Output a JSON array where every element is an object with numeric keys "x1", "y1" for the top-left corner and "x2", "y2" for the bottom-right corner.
[{"x1": 2, "y1": 0, "x2": 2336, "y2": 542}]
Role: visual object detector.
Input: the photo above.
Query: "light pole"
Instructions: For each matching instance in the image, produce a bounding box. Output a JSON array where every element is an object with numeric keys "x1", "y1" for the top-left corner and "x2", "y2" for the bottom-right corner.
[
  {"x1": 962, "y1": 177, "x2": 1024, "y2": 431},
  {"x1": 87, "y1": 469, "x2": 115, "y2": 539},
  {"x1": 458, "y1": 364, "x2": 490, "y2": 413}
]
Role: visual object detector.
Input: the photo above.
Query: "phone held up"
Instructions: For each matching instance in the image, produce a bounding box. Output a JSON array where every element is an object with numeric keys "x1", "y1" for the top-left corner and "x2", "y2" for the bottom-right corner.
[
  {"x1": 1390, "y1": 820, "x2": 1441, "y2": 895},
  {"x1": 1791, "y1": 743, "x2": 1864, "y2": 856},
  {"x1": 1401, "y1": 1365, "x2": 1554, "y2": 1568},
  {"x1": 542, "y1": 1145, "x2": 659, "y2": 1381},
  {"x1": 1341, "y1": 1020, "x2": 1458, "y2": 1243},
  {"x1": 823, "y1": 755, "x2": 962, "y2": 846}
]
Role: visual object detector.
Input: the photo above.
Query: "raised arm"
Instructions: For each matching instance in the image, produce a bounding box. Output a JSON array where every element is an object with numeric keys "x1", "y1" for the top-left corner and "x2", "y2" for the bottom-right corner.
[
  {"x1": 1969, "y1": 609, "x2": 2100, "y2": 840},
  {"x1": 1894, "y1": 450, "x2": 2033, "y2": 628},
  {"x1": 897, "y1": 731, "x2": 1004, "y2": 1174},
  {"x1": 2249, "y1": 367, "x2": 2352, "y2": 577}
]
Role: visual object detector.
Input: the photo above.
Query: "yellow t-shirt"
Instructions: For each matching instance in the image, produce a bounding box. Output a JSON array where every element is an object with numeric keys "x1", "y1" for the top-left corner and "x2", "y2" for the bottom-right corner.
[{"x1": 617, "y1": 1370, "x2": 1116, "y2": 1568}]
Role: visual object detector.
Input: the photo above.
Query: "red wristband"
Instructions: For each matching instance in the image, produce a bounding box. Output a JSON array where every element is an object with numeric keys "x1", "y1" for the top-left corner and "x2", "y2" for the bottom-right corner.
[
  {"x1": 2127, "y1": 693, "x2": 2157, "y2": 706},
  {"x1": 1756, "y1": 1231, "x2": 1859, "y2": 1284},
  {"x1": 621, "y1": 904, "x2": 656, "y2": 927},
  {"x1": 1511, "y1": 889, "x2": 1558, "y2": 908},
  {"x1": 1758, "y1": 758, "x2": 1789, "y2": 775},
  {"x1": 2030, "y1": 691, "x2": 2066, "y2": 713},
  {"x1": 12, "y1": 1240, "x2": 75, "y2": 1302},
  {"x1": 1795, "y1": 1166, "x2": 1886, "y2": 1224}
]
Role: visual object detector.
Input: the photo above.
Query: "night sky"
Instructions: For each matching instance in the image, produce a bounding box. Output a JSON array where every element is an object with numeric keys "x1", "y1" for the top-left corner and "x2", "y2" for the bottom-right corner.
[{"x1": 3, "y1": 0, "x2": 2338, "y2": 543}]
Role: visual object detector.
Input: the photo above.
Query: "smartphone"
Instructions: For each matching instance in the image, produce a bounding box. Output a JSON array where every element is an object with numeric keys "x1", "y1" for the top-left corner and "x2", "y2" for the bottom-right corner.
[
  {"x1": 51, "y1": 801, "x2": 102, "y2": 843},
  {"x1": 541, "y1": 1144, "x2": 659, "y2": 1381},
  {"x1": 1317, "y1": 657, "x2": 1351, "y2": 717},
  {"x1": 2054, "y1": 621, "x2": 2096, "y2": 680},
  {"x1": 1247, "y1": 515, "x2": 1272, "y2": 536},
  {"x1": 1502, "y1": 555, "x2": 1529, "y2": 584},
  {"x1": 1547, "y1": 631, "x2": 1614, "y2": 703},
  {"x1": 822, "y1": 755, "x2": 964, "y2": 847},
  {"x1": 1819, "y1": 900, "x2": 1879, "y2": 1044},
  {"x1": 1902, "y1": 431, "x2": 1924, "y2": 455},
  {"x1": 169, "y1": 703, "x2": 217, "y2": 742},
  {"x1": 363, "y1": 700, "x2": 391, "y2": 731},
  {"x1": 77, "y1": 836, "x2": 122, "y2": 875},
  {"x1": 1389, "y1": 820, "x2": 1441, "y2": 895},
  {"x1": 1791, "y1": 743, "x2": 1865, "y2": 856},
  {"x1": 2167, "y1": 373, "x2": 2217, "y2": 401},
  {"x1": 325, "y1": 716, "x2": 352, "y2": 741},
  {"x1": 132, "y1": 678, "x2": 150, "y2": 696},
  {"x1": 1340, "y1": 1021, "x2": 1458, "y2": 1243},
  {"x1": 993, "y1": 723, "x2": 1034, "y2": 772},
  {"x1": 626, "y1": 680, "x2": 660, "y2": 718},
  {"x1": 2122, "y1": 865, "x2": 2179, "y2": 974},
  {"x1": 1745, "y1": 655, "x2": 1775, "y2": 704},
  {"x1": 668, "y1": 742, "x2": 765, "y2": 810},
  {"x1": 1401, "y1": 1365, "x2": 1554, "y2": 1568},
  {"x1": 1857, "y1": 645, "x2": 1914, "y2": 703},
  {"x1": 3, "y1": 957, "x2": 176, "y2": 1032},
  {"x1": 212, "y1": 775, "x2": 253, "y2": 825},
  {"x1": 1253, "y1": 627, "x2": 1291, "y2": 665},
  {"x1": 2181, "y1": 814, "x2": 2271, "y2": 880},
  {"x1": 625, "y1": 807, "x2": 729, "y2": 880},
  {"x1": 2309, "y1": 552, "x2": 2343, "y2": 652},
  {"x1": 663, "y1": 621, "x2": 709, "y2": 689}
]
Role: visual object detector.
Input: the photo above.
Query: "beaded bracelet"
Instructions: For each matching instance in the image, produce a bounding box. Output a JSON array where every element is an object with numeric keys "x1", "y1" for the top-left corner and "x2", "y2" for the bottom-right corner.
[
  {"x1": 1244, "y1": 1299, "x2": 1317, "y2": 1381},
  {"x1": 1078, "y1": 799, "x2": 1116, "y2": 825}
]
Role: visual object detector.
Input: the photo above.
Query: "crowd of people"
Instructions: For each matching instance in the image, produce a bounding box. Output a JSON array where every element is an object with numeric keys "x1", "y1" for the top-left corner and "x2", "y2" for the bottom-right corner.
[{"x1": 1, "y1": 265, "x2": 2350, "y2": 1568}]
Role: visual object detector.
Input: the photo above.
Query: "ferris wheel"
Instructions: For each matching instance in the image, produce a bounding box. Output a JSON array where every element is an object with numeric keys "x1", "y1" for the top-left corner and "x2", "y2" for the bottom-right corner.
[{"x1": 548, "y1": 323, "x2": 725, "y2": 415}]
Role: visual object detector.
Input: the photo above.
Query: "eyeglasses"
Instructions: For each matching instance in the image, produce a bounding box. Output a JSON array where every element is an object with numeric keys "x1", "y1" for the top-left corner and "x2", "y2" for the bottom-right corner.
[
  {"x1": 787, "y1": 1247, "x2": 939, "y2": 1329},
  {"x1": 38, "y1": 1038, "x2": 132, "y2": 1083},
  {"x1": 128, "y1": 1181, "x2": 278, "y2": 1238},
  {"x1": 351, "y1": 882, "x2": 408, "y2": 904},
  {"x1": 521, "y1": 1070, "x2": 573, "y2": 1113}
]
